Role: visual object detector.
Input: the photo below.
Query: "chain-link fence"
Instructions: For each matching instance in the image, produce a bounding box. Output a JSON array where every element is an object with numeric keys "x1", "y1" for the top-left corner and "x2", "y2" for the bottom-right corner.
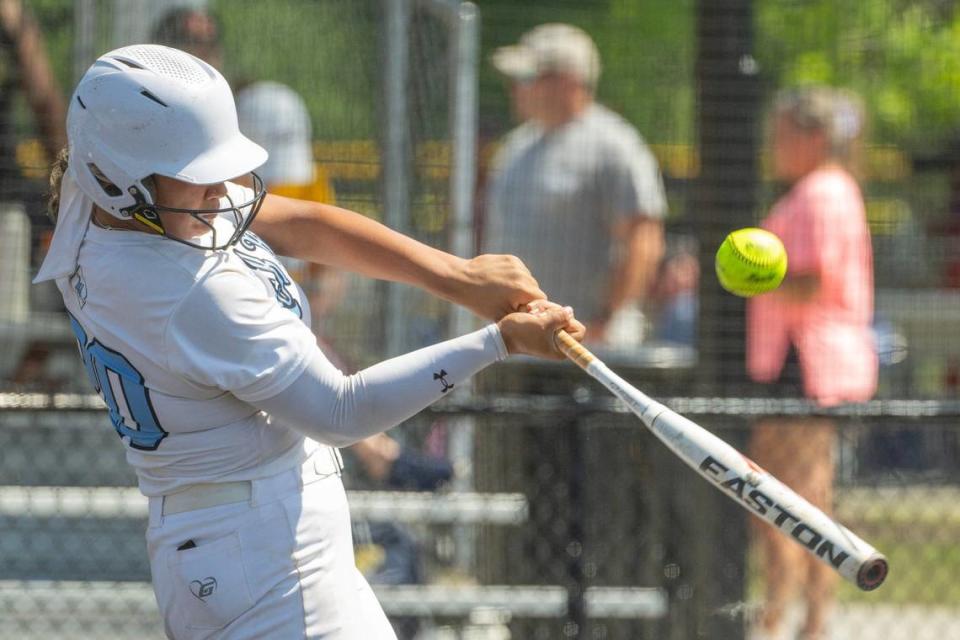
[{"x1": 1, "y1": 0, "x2": 959, "y2": 639}]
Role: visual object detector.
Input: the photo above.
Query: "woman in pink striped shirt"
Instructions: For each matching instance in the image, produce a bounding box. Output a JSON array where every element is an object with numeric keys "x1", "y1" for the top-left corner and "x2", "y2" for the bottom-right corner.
[{"x1": 747, "y1": 87, "x2": 877, "y2": 640}]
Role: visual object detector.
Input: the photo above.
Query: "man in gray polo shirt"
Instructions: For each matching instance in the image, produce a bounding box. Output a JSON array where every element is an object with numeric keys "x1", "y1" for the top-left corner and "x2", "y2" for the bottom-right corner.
[{"x1": 485, "y1": 23, "x2": 666, "y2": 348}]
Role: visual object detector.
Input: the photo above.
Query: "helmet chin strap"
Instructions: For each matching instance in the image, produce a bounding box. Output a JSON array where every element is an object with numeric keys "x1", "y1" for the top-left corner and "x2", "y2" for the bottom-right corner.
[
  {"x1": 133, "y1": 208, "x2": 165, "y2": 235},
  {"x1": 120, "y1": 183, "x2": 166, "y2": 236},
  {"x1": 91, "y1": 206, "x2": 155, "y2": 233}
]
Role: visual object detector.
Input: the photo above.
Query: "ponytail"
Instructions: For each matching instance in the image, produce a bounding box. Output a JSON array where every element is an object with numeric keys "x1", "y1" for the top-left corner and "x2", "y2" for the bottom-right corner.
[{"x1": 47, "y1": 147, "x2": 69, "y2": 222}]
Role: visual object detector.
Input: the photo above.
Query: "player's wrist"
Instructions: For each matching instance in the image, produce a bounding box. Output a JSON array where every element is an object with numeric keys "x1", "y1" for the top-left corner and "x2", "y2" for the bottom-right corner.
[
  {"x1": 486, "y1": 323, "x2": 509, "y2": 360},
  {"x1": 425, "y1": 252, "x2": 467, "y2": 303},
  {"x1": 495, "y1": 318, "x2": 518, "y2": 355}
]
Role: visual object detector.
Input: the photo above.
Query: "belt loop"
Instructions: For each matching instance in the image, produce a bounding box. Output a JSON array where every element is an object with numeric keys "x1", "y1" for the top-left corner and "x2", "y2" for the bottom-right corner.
[
  {"x1": 332, "y1": 447, "x2": 343, "y2": 475},
  {"x1": 148, "y1": 497, "x2": 164, "y2": 528},
  {"x1": 249, "y1": 479, "x2": 261, "y2": 508}
]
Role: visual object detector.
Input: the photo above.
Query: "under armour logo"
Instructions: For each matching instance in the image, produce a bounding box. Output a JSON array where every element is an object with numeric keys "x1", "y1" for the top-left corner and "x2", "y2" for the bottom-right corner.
[
  {"x1": 433, "y1": 369, "x2": 454, "y2": 393},
  {"x1": 190, "y1": 577, "x2": 218, "y2": 601}
]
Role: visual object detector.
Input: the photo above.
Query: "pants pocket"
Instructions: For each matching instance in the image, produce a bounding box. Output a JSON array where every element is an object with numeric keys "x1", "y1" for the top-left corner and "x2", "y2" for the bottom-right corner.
[{"x1": 166, "y1": 530, "x2": 255, "y2": 632}]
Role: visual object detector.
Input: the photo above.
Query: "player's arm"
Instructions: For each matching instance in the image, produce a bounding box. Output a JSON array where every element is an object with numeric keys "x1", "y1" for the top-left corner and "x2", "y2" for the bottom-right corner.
[
  {"x1": 167, "y1": 273, "x2": 582, "y2": 448},
  {"x1": 251, "y1": 194, "x2": 545, "y2": 320},
  {"x1": 256, "y1": 305, "x2": 581, "y2": 447}
]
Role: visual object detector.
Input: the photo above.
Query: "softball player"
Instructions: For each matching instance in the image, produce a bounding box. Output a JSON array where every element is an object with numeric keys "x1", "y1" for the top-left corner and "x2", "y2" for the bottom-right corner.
[{"x1": 36, "y1": 44, "x2": 583, "y2": 639}]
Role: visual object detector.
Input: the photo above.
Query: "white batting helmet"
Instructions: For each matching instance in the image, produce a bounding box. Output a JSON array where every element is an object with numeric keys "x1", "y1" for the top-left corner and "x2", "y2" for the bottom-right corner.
[{"x1": 67, "y1": 44, "x2": 268, "y2": 248}]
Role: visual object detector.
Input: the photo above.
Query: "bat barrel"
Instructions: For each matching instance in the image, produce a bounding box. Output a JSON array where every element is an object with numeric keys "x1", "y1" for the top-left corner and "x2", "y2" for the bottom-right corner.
[{"x1": 556, "y1": 328, "x2": 889, "y2": 593}]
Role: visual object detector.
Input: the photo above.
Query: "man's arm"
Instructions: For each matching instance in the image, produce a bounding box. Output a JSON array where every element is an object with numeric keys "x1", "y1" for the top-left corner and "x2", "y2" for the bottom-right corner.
[
  {"x1": 591, "y1": 124, "x2": 669, "y2": 339},
  {"x1": 608, "y1": 215, "x2": 665, "y2": 311},
  {"x1": 589, "y1": 215, "x2": 664, "y2": 340},
  {"x1": 251, "y1": 193, "x2": 545, "y2": 321},
  {"x1": 0, "y1": 0, "x2": 67, "y2": 160}
]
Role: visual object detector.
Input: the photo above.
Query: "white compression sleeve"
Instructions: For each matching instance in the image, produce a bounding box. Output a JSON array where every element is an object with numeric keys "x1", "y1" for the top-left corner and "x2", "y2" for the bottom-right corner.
[{"x1": 253, "y1": 324, "x2": 508, "y2": 447}]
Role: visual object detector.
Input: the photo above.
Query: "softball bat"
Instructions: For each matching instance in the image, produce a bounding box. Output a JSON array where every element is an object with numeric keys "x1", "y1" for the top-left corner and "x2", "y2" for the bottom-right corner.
[{"x1": 554, "y1": 330, "x2": 888, "y2": 591}]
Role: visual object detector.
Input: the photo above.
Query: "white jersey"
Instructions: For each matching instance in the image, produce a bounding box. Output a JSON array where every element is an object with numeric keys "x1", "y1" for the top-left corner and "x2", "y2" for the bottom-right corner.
[{"x1": 58, "y1": 183, "x2": 326, "y2": 496}]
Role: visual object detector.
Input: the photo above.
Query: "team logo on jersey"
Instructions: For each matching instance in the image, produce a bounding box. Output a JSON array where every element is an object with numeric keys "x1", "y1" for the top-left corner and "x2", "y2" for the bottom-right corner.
[
  {"x1": 70, "y1": 266, "x2": 87, "y2": 308},
  {"x1": 189, "y1": 577, "x2": 218, "y2": 601},
  {"x1": 433, "y1": 369, "x2": 454, "y2": 393},
  {"x1": 234, "y1": 233, "x2": 302, "y2": 319}
]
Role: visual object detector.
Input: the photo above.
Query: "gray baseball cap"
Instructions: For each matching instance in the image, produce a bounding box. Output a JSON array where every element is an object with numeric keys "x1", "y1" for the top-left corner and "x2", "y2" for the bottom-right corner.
[{"x1": 491, "y1": 23, "x2": 601, "y2": 87}]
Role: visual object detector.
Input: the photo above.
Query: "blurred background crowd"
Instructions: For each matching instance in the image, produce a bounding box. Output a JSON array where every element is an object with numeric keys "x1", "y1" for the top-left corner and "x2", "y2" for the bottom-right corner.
[{"x1": 0, "y1": 1, "x2": 958, "y2": 639}]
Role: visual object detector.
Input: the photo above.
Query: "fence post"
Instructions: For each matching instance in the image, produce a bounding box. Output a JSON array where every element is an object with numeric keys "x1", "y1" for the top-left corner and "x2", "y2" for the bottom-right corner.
[{"x1": 691, "y1": 1, "x2": 759, "y2": 637}]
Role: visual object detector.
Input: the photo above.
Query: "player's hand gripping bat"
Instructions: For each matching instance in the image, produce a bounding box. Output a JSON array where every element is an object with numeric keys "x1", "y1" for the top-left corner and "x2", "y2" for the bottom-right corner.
[{"x1": 554, "y1": 330, "x2": 888, "y2": 591}]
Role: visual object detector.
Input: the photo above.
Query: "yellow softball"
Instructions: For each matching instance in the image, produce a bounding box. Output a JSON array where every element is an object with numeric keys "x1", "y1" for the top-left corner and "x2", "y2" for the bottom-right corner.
[{"x1": 715, "y1": 228, "x2": 787, "y2": 297}]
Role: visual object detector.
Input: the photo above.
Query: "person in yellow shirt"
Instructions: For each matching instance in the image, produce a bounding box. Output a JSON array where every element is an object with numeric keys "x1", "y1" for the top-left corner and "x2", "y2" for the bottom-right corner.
[{"x1": 236, "y1": 81, "x2": 344, "y2": 324}]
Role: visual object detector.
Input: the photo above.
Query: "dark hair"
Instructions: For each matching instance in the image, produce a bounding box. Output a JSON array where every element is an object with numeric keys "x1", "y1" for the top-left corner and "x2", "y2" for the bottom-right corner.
[{"x1": 47, "y1": 147, "x2": 69, "y2": 222}]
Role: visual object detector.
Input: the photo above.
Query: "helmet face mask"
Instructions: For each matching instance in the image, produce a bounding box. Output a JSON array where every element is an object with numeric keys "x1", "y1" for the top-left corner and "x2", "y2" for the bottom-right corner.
[
  {"x1": 125, "y1": 171, "x2": 267, "y2": 250},
  {"x1": 68, "y1": 44, "x2": 268, "y2": 249}
]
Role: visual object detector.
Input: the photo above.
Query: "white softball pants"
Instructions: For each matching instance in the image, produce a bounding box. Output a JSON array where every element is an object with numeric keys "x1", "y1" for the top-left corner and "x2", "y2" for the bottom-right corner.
[{"x1": 146, "y1": 454, "x2": 397, "y2": 639}]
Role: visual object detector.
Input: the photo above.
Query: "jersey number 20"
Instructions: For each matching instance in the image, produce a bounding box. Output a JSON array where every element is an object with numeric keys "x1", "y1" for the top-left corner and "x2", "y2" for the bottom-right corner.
[{"x1": 69, "y1": 314, "x2": 167, "y2": 450}]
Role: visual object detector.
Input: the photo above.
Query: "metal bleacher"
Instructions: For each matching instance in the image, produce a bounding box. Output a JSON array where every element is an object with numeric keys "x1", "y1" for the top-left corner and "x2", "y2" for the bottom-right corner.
[{"x1": 0, "y1": 401, "x2": 668, "y2": 638}]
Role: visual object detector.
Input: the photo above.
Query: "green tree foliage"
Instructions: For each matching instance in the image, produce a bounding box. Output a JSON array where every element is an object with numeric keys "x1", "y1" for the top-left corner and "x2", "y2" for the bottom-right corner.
[
  {"x1": 19, "y1": 0, "x2": 960, "y2": 149},
  {"x1": 213, "y1": 0, "x2": 378, "y2": 139},
  {"x1": 756, "y1": 0, "x2": 960, "y2": 145},
  {"x1": 477, "y1": 0, "x2": 694, "y2": 144}
]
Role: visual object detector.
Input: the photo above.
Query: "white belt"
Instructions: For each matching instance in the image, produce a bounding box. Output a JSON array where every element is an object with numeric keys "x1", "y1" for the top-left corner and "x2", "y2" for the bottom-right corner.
[{"x1": 161, "y1": 448, "x2": 343, "y2": 517}]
